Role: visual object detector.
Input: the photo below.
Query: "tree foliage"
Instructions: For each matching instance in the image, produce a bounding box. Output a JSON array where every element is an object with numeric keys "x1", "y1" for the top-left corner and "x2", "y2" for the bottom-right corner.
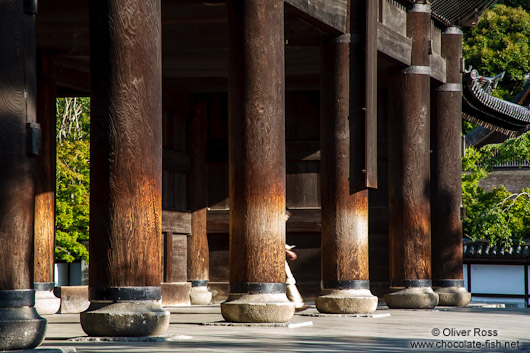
[
  {"x1": 498, "y1": 0, "x2": 530, "y2": 12},
  {"x1": 464, "y1": 5, "x2": 530, "y2": 99},
  {"x1": 55, "y1": 97, "x2": 90, "y2": 262},
  {"x1": 462, "y1": 132, "x2": 530, "y2": 246}
]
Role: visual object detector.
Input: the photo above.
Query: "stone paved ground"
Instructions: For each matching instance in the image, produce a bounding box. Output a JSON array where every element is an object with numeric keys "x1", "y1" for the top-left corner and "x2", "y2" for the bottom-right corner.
[{"x1": 36, "y1": 304, "x2": 530, "y2": 353}]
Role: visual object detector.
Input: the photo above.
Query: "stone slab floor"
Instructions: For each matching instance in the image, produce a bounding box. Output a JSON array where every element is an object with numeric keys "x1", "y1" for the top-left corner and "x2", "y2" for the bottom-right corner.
[{"x1": 35, "y1": 304, "x2": 530, "y2": 353}]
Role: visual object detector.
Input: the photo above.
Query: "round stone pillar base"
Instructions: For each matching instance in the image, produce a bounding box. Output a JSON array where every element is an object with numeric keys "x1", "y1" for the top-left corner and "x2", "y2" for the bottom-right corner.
[
  {"x1": 384, "y1": 287, "x2": 439, "y2": 309},
  {"x1": 80, "y1": 302, "x2": 170, "y2": 337},
  {"x1": 0, "y1": 306, "x2": 46, "y2": 350},
  {"x1": 221, "y1": 293, "x2": 295, "y2": 323},
  {"x1": 316, "y1": 289, "x2": 378, "y2": 314},
  {"x1": 190, "y1": 286, "x2": 212, "y2": 305},
  {"x1": 434, "y1": 286, "x2": 471, "y2": 307},
  {"x1": 34, "y1": 283, "x2": 60, "y2": 315}
]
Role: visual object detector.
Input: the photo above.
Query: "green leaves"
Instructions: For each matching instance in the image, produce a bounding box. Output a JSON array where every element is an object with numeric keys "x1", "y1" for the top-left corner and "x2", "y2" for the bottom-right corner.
[
  {"x1": 55, "y1": 98, "x2": 90, "y2": 263},
  {"x1": 462, "y1": 133, "x2": 530, "y2": 246},
  {"x1": 464, "y1": 5, "x2": 530, "y2": 99}
]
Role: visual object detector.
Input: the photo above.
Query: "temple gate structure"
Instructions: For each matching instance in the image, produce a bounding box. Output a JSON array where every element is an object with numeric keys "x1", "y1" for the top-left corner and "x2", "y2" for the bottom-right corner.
[{"x1": 1, "y1": 0, "x2": 530, "y2": 348}]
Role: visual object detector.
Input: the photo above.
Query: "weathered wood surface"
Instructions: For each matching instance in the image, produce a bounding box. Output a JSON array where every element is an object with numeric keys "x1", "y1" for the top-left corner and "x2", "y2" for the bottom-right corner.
[
  {"x1": 284, "y1": 0, "x2": 348, "y2": 34},
  {"x1": 365, "y1": 0, "x2": 378, "y2": 188},
  {"x1": 377, "y1": 22, "x2": 411, "y2": 67},
  {"x1": 89, "y1": 0, "x2": 162, "y2": 289},
  {"x1": 187, "y1": 100, "x2": 209, "y2": 281},
  {"x1": 431, "y1": 29, "x2": 464, "y2": 281},
  {"x1": 207, "y1": 208, "x2": 322, "y2": 234},
  {"x1": 321, "y1": 36, "x2": 369, "y2": 283},
  {"x1": 162, "y1": 210, "x2": 191, "y2": 235},
  {"x1": 162, "y1": 90, "x2": 188, "y2": 211},
  {"x1": 388, "y1": 6, "x2": 432, "y2": 284},
  {"x1": 163, "y1": 149, "x2": 190, "y2": 172},
  {"x1": 50, "y1": 56, "x2": 91, "y2": 94},
  {"x1": 163, "y1": 232, "x2": 172, "y2": 283},
  {"x1": 227, "y1": 0, "x2": 286, "y2": 285},
  {"x1": 430, "y1": 53, "x2": 447, "y2": 83},
  {"x1": 162, "y1": 233, "x2": 188, "y2": 283},
  {"x1": 0, "y1": 0, "x2": 35, "y2": 290},
  {"x1": 34, "y1": 52, "x2": 57, "y2": 284}
]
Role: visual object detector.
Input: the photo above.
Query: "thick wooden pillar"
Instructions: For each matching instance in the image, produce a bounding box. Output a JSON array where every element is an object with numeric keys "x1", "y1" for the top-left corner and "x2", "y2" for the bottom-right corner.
[
  {"x1": 0, "y1": 0, "x2": 46, "y2": 349},
  {"x1": 34, "y1": 52, "x2": 61, "y2": 315},
  {"x1": 385, "y1": 2, "x2": 438, "y2": 309},
  {"x1": 222, "y1": 0, "x2": 293, "y2": 323},
  {"x1": 431, "y1": 27, "x2": 470, "y2": 306},
  {"x1": 80, "y1": 0, "x2": 169, "y2": 337},
  {"x1": 316, "y1": 28, "x2": 377, "y2": 314},
  {"x1": 187, "y1": 100, "x2": 212, "y2": 304}
]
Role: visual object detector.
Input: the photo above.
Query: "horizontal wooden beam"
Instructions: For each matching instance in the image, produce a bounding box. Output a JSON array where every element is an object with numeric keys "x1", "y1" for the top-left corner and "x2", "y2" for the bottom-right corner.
[
  {"x1": 162, "y1": 210, "x2": 191, "y2": 235},
  {"x1": 430, "y1": 53, "x2": 446, "y2": 83},
  {"x1": 377, "y1": 22, "x2": 412, "y2": 67},
  {"x1": 284, "y1": 0, "x2": 348, "y2": 34},
  {"x1": 50, "y1": 59, "x2": 90, "y2": 94},
  {"x1": 207, "y1": 208, "x2": 322, "y2": 234},
  {"x1": 163, "y1": 149, "x2": 190, "y2": 172},
  {"x1": 286, "y1": 141, "x2": 320, "y2": 161}
]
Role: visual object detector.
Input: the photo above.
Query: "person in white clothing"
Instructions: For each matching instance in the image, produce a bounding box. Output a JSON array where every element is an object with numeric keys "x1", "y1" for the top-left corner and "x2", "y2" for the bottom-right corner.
[{"x1": 285, "y1": 210, "x2": 308, "y2": 311}]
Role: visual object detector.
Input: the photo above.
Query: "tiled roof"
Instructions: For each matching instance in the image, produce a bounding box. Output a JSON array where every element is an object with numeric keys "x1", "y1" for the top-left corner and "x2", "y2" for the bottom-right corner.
[
  {"x1": 463, "y1": 239, "x2": 530, "y2": 259},
  {"x1": 462, "y1": 70, "x2": 530, "y2": 136},
  {"x1": 431, "y1": 0, "x2": 498, "y2": 27},
  {"x1": 394, "y1": 0, "x2": 497, "y2": 28}
]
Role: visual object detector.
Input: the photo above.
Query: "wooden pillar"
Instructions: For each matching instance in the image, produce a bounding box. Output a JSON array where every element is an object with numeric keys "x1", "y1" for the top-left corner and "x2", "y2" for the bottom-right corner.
[
  {"x1": 80, "y1": 0, "x2": 169, "y2": 337},
  {"x1": 431, "y1": 27, "x2": 470, "y2": 306},
  {"x1": 316, "y1": 19, "x2": 377, "y2": 312},
  {"x1": 34, "y1": 52, "x2": 61, "y2": 315},
  {"x1": 385, "y1": 2, "x2": 438, "y2": 309},
  {"x1": 187, "y1": 100, "x2": 212, "y2": 305},
  {"x1": 222, "y1": 0, "x2": 293, "y2": 323},
  {"x1": 0, "y1": 0, "x2": 46, "y2": 349}
]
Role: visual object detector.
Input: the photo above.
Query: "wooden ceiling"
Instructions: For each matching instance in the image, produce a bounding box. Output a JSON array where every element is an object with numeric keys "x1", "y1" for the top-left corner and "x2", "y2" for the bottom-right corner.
[{"x1": 36, "y1": 0, "x2": 335, "y2": 93}]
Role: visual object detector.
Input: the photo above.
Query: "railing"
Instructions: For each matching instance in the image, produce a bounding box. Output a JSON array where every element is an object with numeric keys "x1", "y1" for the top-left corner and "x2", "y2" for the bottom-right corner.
[{"x1": 489, "y1": 151, "x2": 530, "y2": 168}]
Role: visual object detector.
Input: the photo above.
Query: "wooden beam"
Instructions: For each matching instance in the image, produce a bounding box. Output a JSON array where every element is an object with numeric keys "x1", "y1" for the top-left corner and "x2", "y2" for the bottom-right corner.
[
  {"x1": 430, "y1": 53, "x2": 447, "y2": 83},
  {"x1": 162, "y1": 210, "x2": 192, "y2": 235},
  {"x1": 50, "y1": 57, "x2": 91, "y2": 94},
  {"x1": 284, "y1": 0, "x2": 348, "y2": 34},
  {"x1": 207, "y1": 209, "x2": 322, "y2": 234},
  {"x1": 163, "y1": 149, "x2": 190, "y2": 172},
  {"x1": 377, "y1": 22, "x2": 412, "y2": 67},
  {"x1": 286, "y1": 141, "x2": 320, "y2": 161}
]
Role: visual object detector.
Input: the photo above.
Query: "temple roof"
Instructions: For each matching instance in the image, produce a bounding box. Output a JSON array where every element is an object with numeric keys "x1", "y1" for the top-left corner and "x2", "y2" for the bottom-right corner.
[
  {"x1": 462, "y1": 70, "x2": 530, "y2": 137},
  {"x1": 431, "y1": 0, "x2": 498, "y2": 27},
  {"x1": 395, "y1": 0, "x2": 497, "y2": 28}
]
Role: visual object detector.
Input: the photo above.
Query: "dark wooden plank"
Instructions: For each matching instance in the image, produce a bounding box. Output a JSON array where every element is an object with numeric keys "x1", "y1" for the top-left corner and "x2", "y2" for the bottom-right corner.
[
  {"x1": 365, "y1": 0, "x2": 378, "y2": 188},
  {"x1": 286, "y1": 161, "x2": 321, "y2": 208},
  {"x1": 207, "y1": 209, "x2": 322, "y2": 234},
  {"x1": 163, "y1": 232, "x2": 173, "y2": 283},
  {"x1": 50, "y1": 57, "x2": 91, "y2": 94},
  {"x1": 286, "y1": 141, "x2": 320, "y2": 161},
  {"x1": 162, "y1": 210, "x2": 192, "y2": 235},
  {"x1": 284, "y1": 0, "x2": 348, "y2": 34},
  {"x1": 430, "y1": 52, "x2": 446, "y2": 83},
  {"x1": 163, "y1": 149, "x2": 190, "y2": 172},
  {"x1": 187, "y1": 99, "x2": 210, "y2": 281},
  {"x1": 170, "y1": 234, "x2": 188, "y2": 283},
  {"x1": 377, "y1": 22, "x2": 412, "y2": 67}
]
